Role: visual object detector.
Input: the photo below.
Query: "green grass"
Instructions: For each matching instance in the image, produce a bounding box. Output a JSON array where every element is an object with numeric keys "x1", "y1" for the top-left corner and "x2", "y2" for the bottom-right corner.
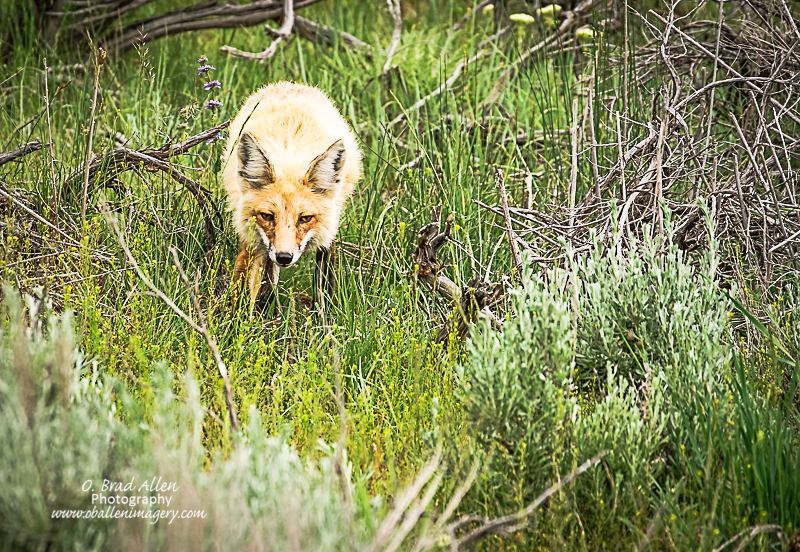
[{"x1": 2, "y1": 0, "x2": 799, "y2": 550}]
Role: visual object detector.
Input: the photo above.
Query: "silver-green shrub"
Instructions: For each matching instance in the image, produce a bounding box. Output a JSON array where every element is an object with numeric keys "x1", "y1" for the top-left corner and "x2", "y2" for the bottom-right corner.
[
  {"x1": 0, "y1": 287, "x2": 367, "y2": 552},
  {"x1": 457, "y1": 264, "x2": 577, "y2": 509},
  {"x1": 459, "y1": 213, "x2": 736, "y2": 535}
]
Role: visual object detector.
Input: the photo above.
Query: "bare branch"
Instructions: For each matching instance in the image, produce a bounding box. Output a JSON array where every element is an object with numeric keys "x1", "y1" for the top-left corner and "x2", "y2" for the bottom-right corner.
[
  {"x1": 496, "y1": 167, "x2": 522, "y2": 271},
  {"x1": 220, "y1": 0, "x2": 295, "y2": 61},
  {"x1": 101, "y1": 201, "x2": 240, "y2": 432},
  {"x1": 382, "y1": 0, "x2": 402, "y2": 74},
  {"x1": 0, "y1": 140, "x2": 43, "y2": 167},
  {"x1": 452, "y1": 451, "x2": 609, "y2": 548}
]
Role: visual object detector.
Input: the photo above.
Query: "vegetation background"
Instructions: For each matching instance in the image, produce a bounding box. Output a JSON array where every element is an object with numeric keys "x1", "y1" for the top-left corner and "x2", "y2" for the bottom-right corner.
[{"x1": 1, "y1": 0, "x2": 799, "y2": 550}]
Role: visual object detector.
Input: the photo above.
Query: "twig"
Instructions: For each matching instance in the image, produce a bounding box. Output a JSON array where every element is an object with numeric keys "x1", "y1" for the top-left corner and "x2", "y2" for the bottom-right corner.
[
  {"x1": 1, "y1": 79, "x2": 71, "y2": 154},
  {"x1": 42, "y1": 58, "x2": 58, "y2": 220},
  {"x1": 82, "y1": 46, "x2": 105, "y2": 233},
  {"x1": 100, "y1": 0, "x2": 324, "y2": 54},
  {"x1": 382, "y1": 0, "x2": 402, "y2": 74},
  {"x1": 387, "y1": 47, "x2": 497, "y2": 129},
  {"x1": 487, "y1": 0, "x2": 600, "y2": 96},
  {"x1": 0, "y1": 140, "x2": 43, "y2": 167},
  {"x1": 451, "y1": 451, "x2": 608, "y2": 548},
  {"x1": 587, "y1": 89, "x2": 600, "y2": 198},
  {"x1": 220, "y1": 0, "x2": 294, "y2": 61},
  {"x1": 101, "y1": 202, "x2": 240, "y2": 432},
  {"x1": 0, "y1": 179, "x2": 82, "y2": 247},
  {"x1": 711, "y1": 524, "x2": 782, "y2": 552},
  {"x1": 496, "y1": 167, "x2": 522, "y2": 270},
  {"x1": 412, "y1": 457, "x2": 482, "y2": 552},
  {"x1": 452, "y1": 0, "x2": 493, "y2": 32},
  {"x1": 367, "y1": 441, "x2": 443, "y2": 552},
  {"x1": 615, "y1": 111, "x2": 627, "y2": 202},
  {"x1": 292, "y1": 15, "x2": 373, "y2": 57},
  {"x1": 655, "y1": 93, "x2": 668, "y2": 239},
  {"x1": 68, "y1": 121, "x2": 230, "y2": 249},
  {"x1": 569, "y1": 98, "x2": 579, "y2": 233}
]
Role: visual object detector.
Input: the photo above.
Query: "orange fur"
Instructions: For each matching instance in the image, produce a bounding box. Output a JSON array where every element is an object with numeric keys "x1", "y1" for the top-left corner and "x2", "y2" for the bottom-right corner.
[{"x1": 222, "y1": 82, "x2": 361, "y2": 308}]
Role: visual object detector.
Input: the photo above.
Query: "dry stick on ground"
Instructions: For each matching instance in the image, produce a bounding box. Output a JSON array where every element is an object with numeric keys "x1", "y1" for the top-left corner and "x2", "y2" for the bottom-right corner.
[
  {"x1": 82, "y1": 46, "x2": 105, "y2": 233},
  {"x1": 292, "y1": 15, "x2": 373, "y2": 57},
  {"x1": 448, "y1": 451, "x2": 609, "y2": 549},
  {"x1": 101, "y1": 202, "x2": 240, "y2": 431},
  {"x1": 496, "y1": 167, "x2": 522, "y2": 271},
  {"x1": 220, "y1": 0, "x2": 294, "y2": 61},
  {"x1": 382, "y1": 0, "x2": 402, "y2": 74},
  {"x1": 0, "y1": 140, "x2": 43, "y2": 167}
]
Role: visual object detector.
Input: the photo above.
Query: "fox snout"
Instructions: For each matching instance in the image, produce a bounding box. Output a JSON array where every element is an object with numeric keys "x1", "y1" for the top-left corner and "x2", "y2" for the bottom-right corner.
[{"x1": 274, "y1": 252, "x2": 293, "y2": 267}]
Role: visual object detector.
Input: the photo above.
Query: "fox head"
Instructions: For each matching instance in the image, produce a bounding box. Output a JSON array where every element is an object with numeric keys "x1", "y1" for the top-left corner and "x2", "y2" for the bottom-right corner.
[{"x1": 236, "y1": 132, "x2": 346, "y2": 268}]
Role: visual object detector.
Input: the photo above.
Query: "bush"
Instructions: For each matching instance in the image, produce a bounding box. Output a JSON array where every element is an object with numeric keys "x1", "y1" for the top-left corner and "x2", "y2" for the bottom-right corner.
[
  {"x1": 458, "y1": 217, "x2": 799, "y2": 549},
  {"x1": 0, "y1": 286, "x2": 369, "y2": 552}
]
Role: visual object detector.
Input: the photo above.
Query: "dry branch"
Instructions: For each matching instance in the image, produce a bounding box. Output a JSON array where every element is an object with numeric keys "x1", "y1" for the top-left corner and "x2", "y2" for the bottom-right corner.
[
  {"x1": 449, "y1": 451, "x2": 608, "y2": 549},
  {"x1": 292, "y1": 15, "x2": 373, "y2": 57},
  {"x1": 0, "y1": 140, "x2": 43, "y2": 167},
  {"x1": 409, "y1": 206, "x2": 505, "y2": 341},
  {"x1": 102, "y1": 202, "x2": 240, "y2": 432},
  {"x1": 103, "y1": 0, "x2": 323, "y2": 54},
  {"x1": 67, "y1": 120, "x2": 230, "y2": 249},
  {"x1": 382, "y1": 0, "x2": 402, "y2": 74},
  {"x1": 220, "y1": 0, "x2": 294, "y2": 61}
]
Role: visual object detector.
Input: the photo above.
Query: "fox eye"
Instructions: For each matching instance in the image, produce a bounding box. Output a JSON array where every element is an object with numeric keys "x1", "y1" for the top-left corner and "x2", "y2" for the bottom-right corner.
[
  {"x1": 298, "y1": 215, "x2": 314, "y2": 224},
  {"x1": 258, "y1": 212, "x2": 274, "y2": 222}
]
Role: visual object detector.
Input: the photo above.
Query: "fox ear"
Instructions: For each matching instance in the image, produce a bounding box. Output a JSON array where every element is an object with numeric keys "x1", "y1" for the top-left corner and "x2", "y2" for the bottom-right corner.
[
  {"x1": 238, "y1": 132, "x2": 274, "y2": 187},
  {"x1": 305, "y1": 140, "x2": 346, "y2": 195}
]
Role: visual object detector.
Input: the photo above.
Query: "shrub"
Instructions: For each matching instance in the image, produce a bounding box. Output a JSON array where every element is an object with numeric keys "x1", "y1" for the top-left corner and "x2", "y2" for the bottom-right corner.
[{"x1": 0, "y1": 286, "x2": 368, "y2": 552}]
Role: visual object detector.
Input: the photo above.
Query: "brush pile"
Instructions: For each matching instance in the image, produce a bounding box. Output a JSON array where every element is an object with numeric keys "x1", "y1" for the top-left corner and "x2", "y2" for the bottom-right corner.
[{"x1": 471, "y1": 0, "x2": 800, "y2": 302}]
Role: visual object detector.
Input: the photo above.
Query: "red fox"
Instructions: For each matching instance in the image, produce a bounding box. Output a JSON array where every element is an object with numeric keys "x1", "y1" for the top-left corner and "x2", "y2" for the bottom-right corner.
[{"x1": 222, "y1": 82, "x2": 361, "y2": 310}]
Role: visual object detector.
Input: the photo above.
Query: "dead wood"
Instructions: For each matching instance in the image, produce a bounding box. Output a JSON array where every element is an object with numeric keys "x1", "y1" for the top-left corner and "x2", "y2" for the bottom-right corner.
[
  {"x1": 0, "y1": 140, "x2": 43, "y2": 167},
  {"x1": 410, "y1": 205, "x2": 505, "y2": 342},
  {"x1": 66, "y1": 120, "x2": 230, "y2": 250}
]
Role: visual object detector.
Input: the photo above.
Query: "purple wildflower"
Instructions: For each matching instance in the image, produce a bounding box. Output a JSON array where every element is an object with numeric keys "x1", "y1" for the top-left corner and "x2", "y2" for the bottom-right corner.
[
  {"x1": 197, "y1": 64, "x2": 215, "y2": 76},
  {"x1": 197, "y1": 55, "x2": 209, "y2": 64},
  {"x1": 204, "y1": 99, "x2": 223, "y2": 110},
  {"x1": 206, "y1": 132, "x2": 224, "y2": 145},
  {"x1": 204, "y1": 80, "x2": 222, "y2": 90}
]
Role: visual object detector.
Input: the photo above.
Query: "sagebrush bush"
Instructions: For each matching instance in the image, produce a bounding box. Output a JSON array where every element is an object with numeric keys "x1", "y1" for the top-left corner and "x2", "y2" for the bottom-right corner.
[
  {"x1": 0, "y1": 287, "x2": 369, "y2": 552},
  {"x1": 457, "y1": 263, "x2": 576, "y2": 511},
  {"x1": 458, "y1": 215, "x2": 799, "y2": 548}
]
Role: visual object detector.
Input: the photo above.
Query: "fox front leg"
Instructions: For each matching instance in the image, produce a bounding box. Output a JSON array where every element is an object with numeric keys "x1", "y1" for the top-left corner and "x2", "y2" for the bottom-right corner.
[{"x1": 314, "y1": 244, "x2": 335, "y2": 313}]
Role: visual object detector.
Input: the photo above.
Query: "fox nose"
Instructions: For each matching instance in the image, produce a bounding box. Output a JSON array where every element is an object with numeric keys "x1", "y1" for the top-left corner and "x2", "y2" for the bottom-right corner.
[{"x1": 275, "y1": 252, "x2": 293, "y2": 267}]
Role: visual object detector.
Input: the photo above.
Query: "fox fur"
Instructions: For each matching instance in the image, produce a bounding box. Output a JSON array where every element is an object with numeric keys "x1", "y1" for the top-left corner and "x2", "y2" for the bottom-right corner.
[{"x1": 222, "y1": 82, "x2": 361, "y2": 307}]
